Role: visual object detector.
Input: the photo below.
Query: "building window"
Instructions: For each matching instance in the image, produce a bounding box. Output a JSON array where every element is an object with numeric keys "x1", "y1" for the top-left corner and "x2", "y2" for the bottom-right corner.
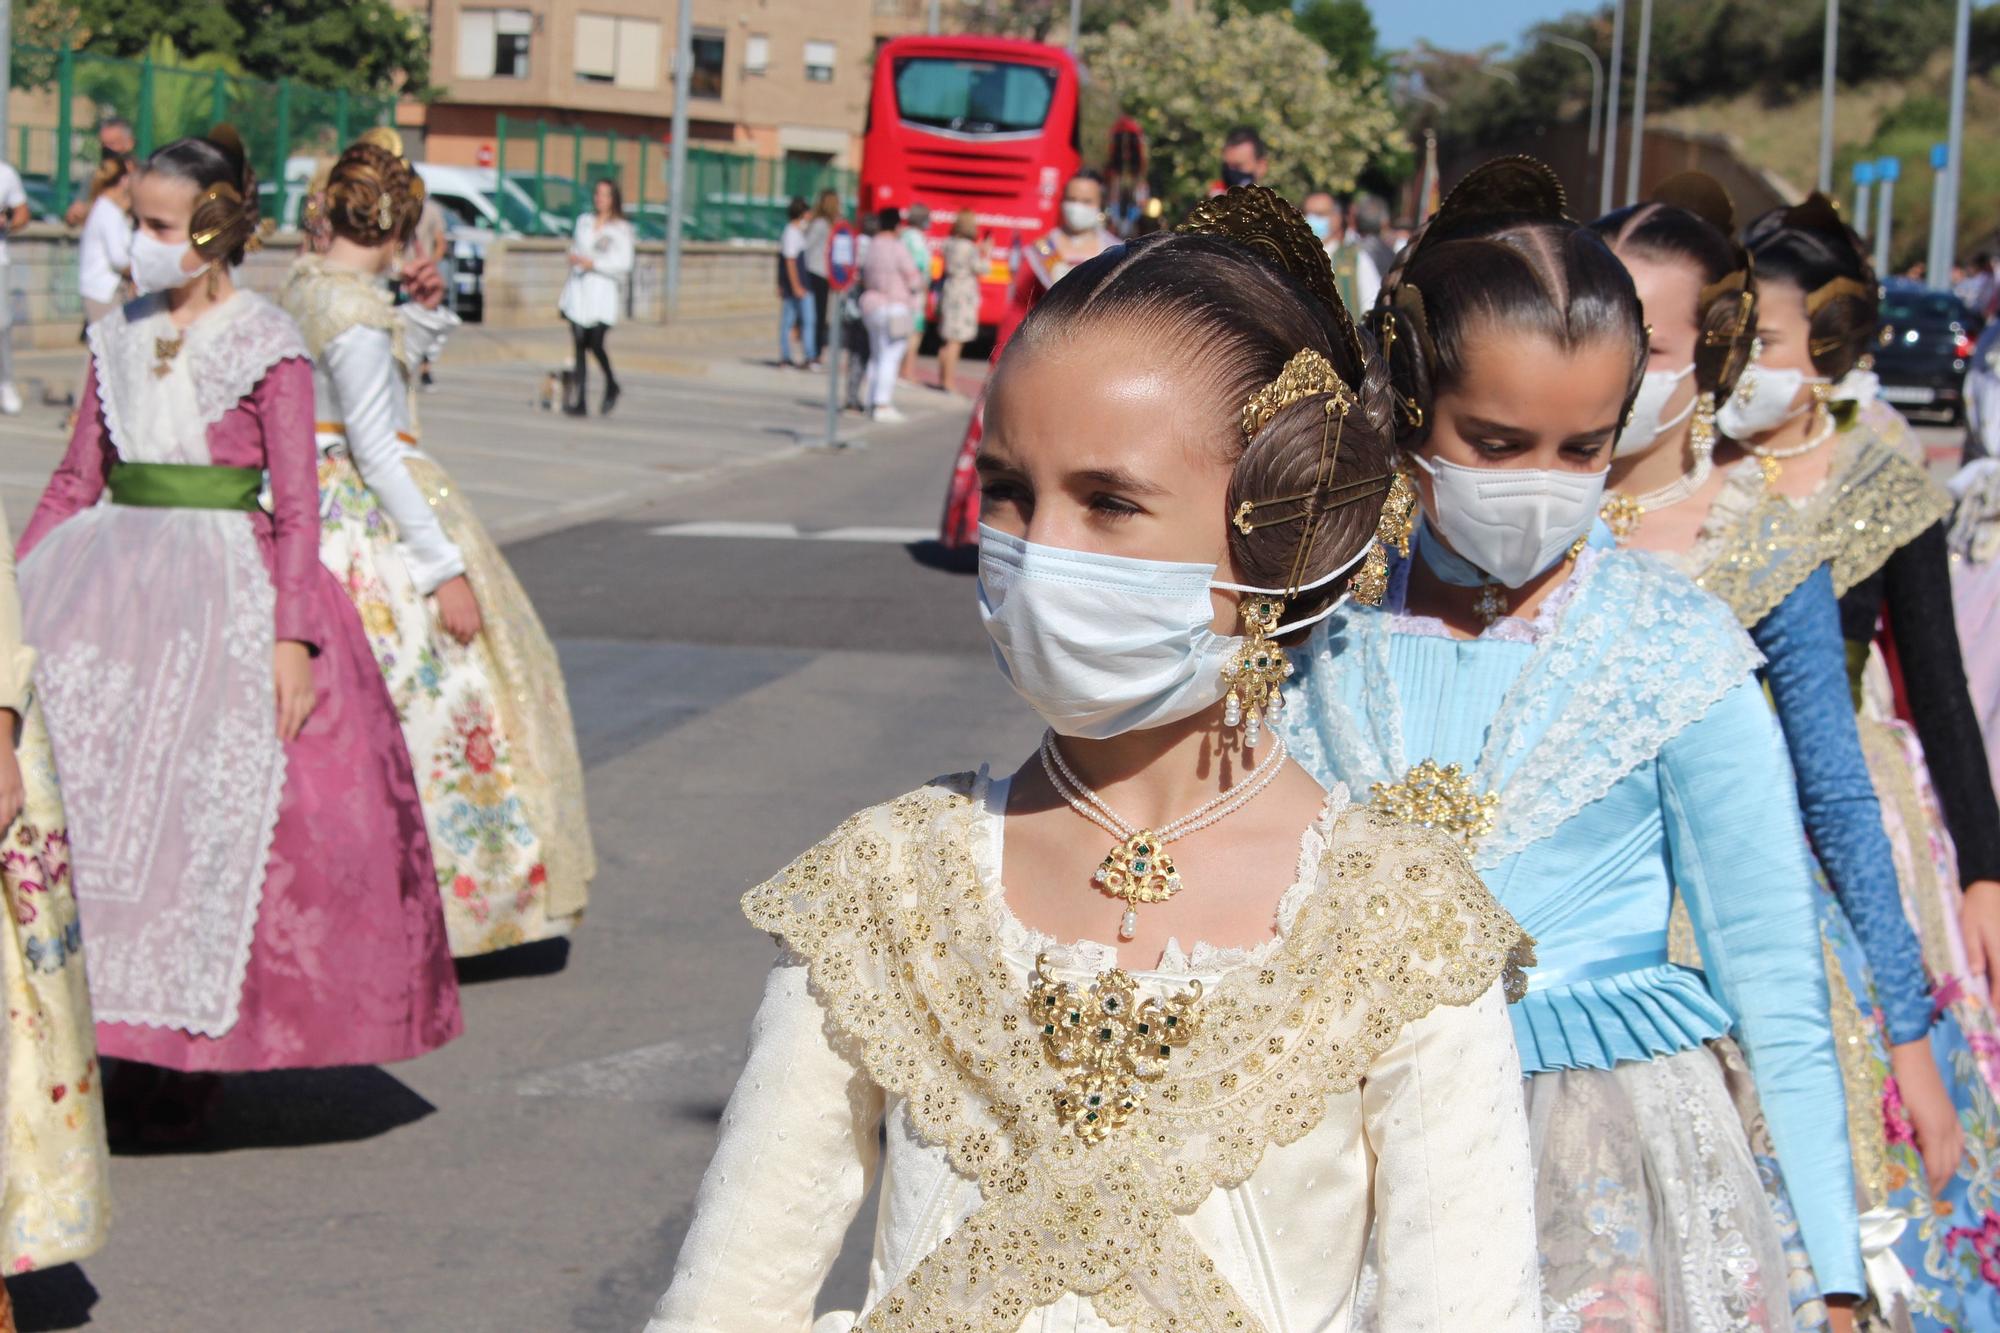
[
  {"x1": 804, "y1": 40, "x2": 835, "y2": 83},
  {"x1": 576, "y1": 13, "x2": 662, "y2": 89},
  {"x1": 745, "y1": 34, "x2": 769, "y2": 76},
  {"x1": 690, "y1": 31, "x2": 725, "y2": 99},
  {"x1": 458, "y1": 7, "x2": 532, "y2": 81}
]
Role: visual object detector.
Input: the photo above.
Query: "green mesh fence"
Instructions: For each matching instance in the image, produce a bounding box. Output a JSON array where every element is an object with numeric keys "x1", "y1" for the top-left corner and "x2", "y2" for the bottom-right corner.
[{"x1": 9, "y1": 44, "x2": 395, "y2": 223}]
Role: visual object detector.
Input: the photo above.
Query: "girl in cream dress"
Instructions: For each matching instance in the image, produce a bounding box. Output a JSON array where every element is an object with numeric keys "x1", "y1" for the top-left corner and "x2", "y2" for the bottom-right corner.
[{"x1": 650, "y1": 189, "x2": 1540, "y2": 1333}]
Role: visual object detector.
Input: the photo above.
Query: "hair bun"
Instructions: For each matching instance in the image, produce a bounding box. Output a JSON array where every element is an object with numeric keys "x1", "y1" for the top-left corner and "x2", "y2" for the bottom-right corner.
[{"x1": 1650, "y1": 172, "x2": 1735, "y2": 235}]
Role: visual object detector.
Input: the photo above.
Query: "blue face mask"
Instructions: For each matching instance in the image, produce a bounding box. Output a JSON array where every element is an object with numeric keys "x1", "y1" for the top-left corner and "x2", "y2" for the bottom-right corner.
[
  {"x1": 976, "y1": 526, "x2": 1369, "y2": 739},
  {"x1": 1305, "y1": 214, "x2": 1333, "y2": 241}
]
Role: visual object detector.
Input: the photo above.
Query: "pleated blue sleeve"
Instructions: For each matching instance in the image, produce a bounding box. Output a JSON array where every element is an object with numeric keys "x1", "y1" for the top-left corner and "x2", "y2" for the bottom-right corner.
[
  {"x1": 1754, "y1": 564, "x2": 1933, "y2": 1045},
  {"x1": 1660, "y1": 679, "x2": 1864, "y2": 1298}
]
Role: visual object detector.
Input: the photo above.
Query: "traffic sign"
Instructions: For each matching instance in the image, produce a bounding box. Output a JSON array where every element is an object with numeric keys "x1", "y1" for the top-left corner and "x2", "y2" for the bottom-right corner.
[
  {"x1": 1932, "y1": 143, "x2": 1950, "y2": 170},
  {"x1": 1877, "y1": 156, "x2": 1902, "y2": 183},
  {"x1": 1853, "y1": 161, "x2": 1876, "y2": 185}
]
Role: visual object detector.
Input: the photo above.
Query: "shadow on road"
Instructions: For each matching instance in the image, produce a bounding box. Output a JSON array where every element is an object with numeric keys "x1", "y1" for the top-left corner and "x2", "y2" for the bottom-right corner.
[
  {"x1": 905, "y1": 539, "x2": 977, "y2": 575},
  {"x1": 9, "y1": 1263, "x2": 97, "y2": 1331},
  {"x1": 110, "y1": 1065, "x2": 437, "y2": 1157},
  {"x1": 454, "y1": 937, "x2": 572, "y2": 986}
]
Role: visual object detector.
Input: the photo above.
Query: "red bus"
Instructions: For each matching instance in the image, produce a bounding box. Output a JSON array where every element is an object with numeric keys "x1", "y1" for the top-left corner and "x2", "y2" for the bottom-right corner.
[{"x1": 859, "y1": 35, "x2": 1082, "y2": 331}]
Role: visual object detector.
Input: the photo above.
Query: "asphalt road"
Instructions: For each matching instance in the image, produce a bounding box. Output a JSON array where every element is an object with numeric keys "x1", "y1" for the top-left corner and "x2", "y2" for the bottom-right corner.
[{"x1": 10, "y1": 365, "x2": 1031, "y2": 1332}]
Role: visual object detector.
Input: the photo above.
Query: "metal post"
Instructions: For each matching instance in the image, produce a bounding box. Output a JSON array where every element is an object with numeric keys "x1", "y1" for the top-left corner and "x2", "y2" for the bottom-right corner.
[
  {"x1": 1873, "y1": 156, "x2": 1898, "y2": 279},
  {"x1": 1544, "y1": 36, "x2": 1603, "y2": 155},
  {"x1": 1940, "y1": 0, "x2": 1971, "y2": 286},
  {"x1": 534, "y1": 117, "x2": 547, "y2": 233},
  {"x1": 666, "y1": 0, "x2": 693, "y2": 314},
  {"x1": 1069, "y1": 0, "x2": 1081, "y2": 48},
  {"x1": 927, "y1": 0, "x2": 939, "y2": 35},
  {"x1": 1601, "y1": 0, "x2": 1624, "y2": 217},
  {"x1": 52, "y1": 46, "x2": 71, "y2": 219},
  {"x1": 273, "y1": 78, "x2": 292, "y2": 197},
  {"x1": 1929, "y1": 143, "x2": 1951, "y2": 290},
  {"x1": 1818, "y1": 0, "x2": 1838, "y2": 193},
  {"x1": 1853, "y1": 159, "x2": 1874, "y2": 239},
  {"x1": 496, "y1": 112, "x2": 508, "y2": 198},
  {"x1": 0, "y1": 2, "x2": 10, "y2": 168},
  {"x1": 1624, "y1": 0, "x2": 1652, "y2": 207}
]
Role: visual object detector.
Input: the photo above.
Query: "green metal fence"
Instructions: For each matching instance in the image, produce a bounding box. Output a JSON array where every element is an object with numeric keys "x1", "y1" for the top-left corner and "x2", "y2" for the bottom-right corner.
[
  {"x1": 494, "y1": 113, "x2": 857, "y2": 244},
  {"x1": 8, "y1": 44, "x2": 395, "y2": 223}
]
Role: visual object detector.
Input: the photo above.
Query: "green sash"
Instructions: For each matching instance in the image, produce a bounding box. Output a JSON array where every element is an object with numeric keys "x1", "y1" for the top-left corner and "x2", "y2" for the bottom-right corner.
[{"x1": 105, "y1": 461, "x2": 262, "y2": 512}]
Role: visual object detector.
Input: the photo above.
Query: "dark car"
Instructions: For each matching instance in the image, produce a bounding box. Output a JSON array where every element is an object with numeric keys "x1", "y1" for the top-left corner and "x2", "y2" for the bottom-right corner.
[{"x1": 1874, "y1": 281, "x2": 1983, "y2": 423}]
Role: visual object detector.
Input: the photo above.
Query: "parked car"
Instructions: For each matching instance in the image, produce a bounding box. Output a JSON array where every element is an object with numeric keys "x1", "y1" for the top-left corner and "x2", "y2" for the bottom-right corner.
[{"x1": 1876, "y1": 280, "x2": 1984, "y2": 423}]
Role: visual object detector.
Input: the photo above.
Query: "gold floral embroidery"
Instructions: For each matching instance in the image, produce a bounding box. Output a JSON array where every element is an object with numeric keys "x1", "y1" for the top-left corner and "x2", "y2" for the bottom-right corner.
[
  {"x1": 1807, "y1": 426, "x2": 1952, "y2": 597},
  {"x1": 743, "y1": 778, "x2": 1529, "y2": 1332}
]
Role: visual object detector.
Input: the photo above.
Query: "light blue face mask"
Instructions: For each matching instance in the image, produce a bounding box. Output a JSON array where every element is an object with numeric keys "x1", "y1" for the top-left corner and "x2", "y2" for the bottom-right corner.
[{"x1": 976, "y1": 525, "x2": 1371, "y2": 739}]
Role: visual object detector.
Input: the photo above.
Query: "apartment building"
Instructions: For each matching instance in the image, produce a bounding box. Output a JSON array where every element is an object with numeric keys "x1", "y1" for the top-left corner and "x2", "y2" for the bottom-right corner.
[{"x1": 400, "y1": 0, "x2": 923, "y2": 171}]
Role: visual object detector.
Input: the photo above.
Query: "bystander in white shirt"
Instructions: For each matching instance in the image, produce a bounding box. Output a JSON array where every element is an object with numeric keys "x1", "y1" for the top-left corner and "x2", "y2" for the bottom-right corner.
[{"x1": 78, "y1": 192, "x2": 134, "y2": 318}]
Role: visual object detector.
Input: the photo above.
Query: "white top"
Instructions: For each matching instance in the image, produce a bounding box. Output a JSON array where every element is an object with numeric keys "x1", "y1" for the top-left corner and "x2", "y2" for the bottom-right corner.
[
  {"x1": 648, "y1": 775, "x2": 1539, "y2": 1333},
  {"x1": 78, "y1": 194, "x2": 133, "y2": 305},
  {"x1": 0, "y1": 162, "x2": 27, "y2": 266},
  {"x1": 557, "y1": 214, "x2": 634, "y2": 329},
  {"x1": 313, "y1": 324, "x2": 465, "y2": 592}
]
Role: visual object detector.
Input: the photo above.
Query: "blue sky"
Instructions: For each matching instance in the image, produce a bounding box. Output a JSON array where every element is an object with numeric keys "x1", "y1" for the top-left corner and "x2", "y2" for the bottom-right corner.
[{"x1": 1368, "y1": 0, "x2": 1582, "y2": 54}]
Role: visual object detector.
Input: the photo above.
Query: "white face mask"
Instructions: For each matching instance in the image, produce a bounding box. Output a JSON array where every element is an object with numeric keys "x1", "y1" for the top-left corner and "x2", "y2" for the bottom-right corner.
[
  {"x1": 977, "y1": 525, "x2": 1369, "y2": 739},
  {"x1": 130, "y1": 232, "x2": 209, "y2": 296},
  {"x1": 1716, "y1": 362, "x2": 1826, "y2": 438},
  {"x1": 1410, "y1": 453, "x2": 1608, "y2": 589},
  {"x1": 1060, "y1": 201, "x2": 1101, "y2": 235},
  {"x1": 1614, "y1": 363, "x2": 1696, "y2": 459}
]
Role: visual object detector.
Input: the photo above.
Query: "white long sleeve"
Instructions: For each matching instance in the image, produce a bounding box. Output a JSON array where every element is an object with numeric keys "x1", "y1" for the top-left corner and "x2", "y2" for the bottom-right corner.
[
  {"x1": 321, "y1": 324, "x2": 466, "y2": 593},
  {"x1": 1363, "y1": 983, "x2": 1540, "y2": 1331},
  {"x1": 649, "y1": 960, "x2": 883, "y2": 1333},
  {"x1": 593, "y1": 218, "x2": 635, "y2": 280}
]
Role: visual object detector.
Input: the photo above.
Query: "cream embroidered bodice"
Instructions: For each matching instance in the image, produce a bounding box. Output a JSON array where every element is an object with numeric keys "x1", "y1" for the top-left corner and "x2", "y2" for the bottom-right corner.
[{"x1": 649, "y1": 774, "x2": 1538, "y2": 1333}]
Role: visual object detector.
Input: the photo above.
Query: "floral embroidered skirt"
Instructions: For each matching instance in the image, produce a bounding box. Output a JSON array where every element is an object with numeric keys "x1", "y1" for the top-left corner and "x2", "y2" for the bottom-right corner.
[
  {"x1": 0, "y1": 698, "x2": 107, "y2": 1272},
  {"x1": 1527, "y1": 1042, "x2": 1816, "y2": 1332},
  {"x1": 319, "y1": 453, "x2": 588, "y2": 957}
]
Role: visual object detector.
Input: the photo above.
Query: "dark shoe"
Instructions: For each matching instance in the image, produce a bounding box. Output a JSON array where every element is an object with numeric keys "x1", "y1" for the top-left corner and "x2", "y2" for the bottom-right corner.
[
  {"x1": 562, "y1": 372, "x2": 588, "y2": 417},
  {"x1": 601, "y1": 380, "x2": 621, "y2": 415}
]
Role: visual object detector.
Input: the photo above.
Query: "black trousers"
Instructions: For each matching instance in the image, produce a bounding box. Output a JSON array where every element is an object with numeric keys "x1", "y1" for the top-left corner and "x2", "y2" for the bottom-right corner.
[{"x1": 568, "y1": 319, "x2": 614, "y2": 394}]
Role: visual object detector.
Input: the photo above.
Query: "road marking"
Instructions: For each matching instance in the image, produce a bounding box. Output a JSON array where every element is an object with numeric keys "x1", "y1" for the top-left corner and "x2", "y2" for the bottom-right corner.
[
  {"x1": 515, "y1": 1037, "x2": 740, "y2": 1102},
  {"x1": 650, "y1": 520, "x2": 934, "y2": 544}
]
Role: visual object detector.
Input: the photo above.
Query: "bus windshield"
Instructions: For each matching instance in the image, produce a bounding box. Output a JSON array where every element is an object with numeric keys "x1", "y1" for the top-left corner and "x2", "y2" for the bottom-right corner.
[{"x1": 893, "y1": 57, "x2": 1057, "y2": 134}]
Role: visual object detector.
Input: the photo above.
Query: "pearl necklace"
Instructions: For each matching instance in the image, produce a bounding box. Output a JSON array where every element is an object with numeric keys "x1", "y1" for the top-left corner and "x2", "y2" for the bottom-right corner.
[
  {"x1": 1038, "y1": 731, "x2": 1288, "y2": 939},
  {"x1": 1746, "y1": 410, "x2": 1835, "y2": 460},
  {"x1": 1601, "y1": 453, "x2": 1713, "y2": 541}
]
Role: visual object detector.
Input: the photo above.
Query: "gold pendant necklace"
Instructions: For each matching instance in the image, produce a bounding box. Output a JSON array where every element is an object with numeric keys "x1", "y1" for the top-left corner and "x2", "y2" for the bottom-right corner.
[
  {"x1": 1467, "y1": 534, "x2": 1592, "y2": 628},
  {"x1": 1038, "y1": 731, "x2": 1288, "y2": 939},
  {"x1": 152, "y1": 333, "x2": 185, "y2": 378}
]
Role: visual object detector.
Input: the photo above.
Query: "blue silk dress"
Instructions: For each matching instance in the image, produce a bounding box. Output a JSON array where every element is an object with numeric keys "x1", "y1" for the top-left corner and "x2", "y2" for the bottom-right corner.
[{"x1": 1284, "y1": 533, "x2": 1865, "y2": 1325}]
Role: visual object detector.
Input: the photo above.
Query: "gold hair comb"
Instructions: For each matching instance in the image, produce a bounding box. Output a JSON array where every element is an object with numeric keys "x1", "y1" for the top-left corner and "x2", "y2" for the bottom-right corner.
[{"x1": 1239, "y1": 348, "x2": 1350, "y2": 441}]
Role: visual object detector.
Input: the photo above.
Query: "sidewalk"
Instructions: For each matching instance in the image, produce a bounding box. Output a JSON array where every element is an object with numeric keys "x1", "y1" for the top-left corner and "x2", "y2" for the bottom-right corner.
[{"x1": 0, "y1": 328, "x2": 982, "y2": 542}]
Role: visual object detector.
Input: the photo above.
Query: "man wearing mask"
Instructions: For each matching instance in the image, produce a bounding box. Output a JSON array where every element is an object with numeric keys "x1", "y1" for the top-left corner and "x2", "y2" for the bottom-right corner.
[
  {"x1": 1302, "y1": 189, "x2": 1361, "y2": 313},
  {"x1": 1212, "y1": 126, "x2": 1269, "y2": 195}
]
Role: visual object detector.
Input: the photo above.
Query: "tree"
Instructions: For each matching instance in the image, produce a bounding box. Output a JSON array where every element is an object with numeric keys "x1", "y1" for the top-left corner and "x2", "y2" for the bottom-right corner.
[
  {"x1": 45, "y1": 0, "x2": 431, "y2": 97},
  {"x1": 1296, "y1": 0, "x2": 1382, "y2": 78},
  {"x1": 1081, "y1": 8, "x2": 1403, "y2": 212}
]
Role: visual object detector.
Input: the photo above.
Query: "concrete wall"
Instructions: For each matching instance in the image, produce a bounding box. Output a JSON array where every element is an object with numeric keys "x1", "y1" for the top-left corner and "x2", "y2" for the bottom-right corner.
[{"x1": 2, "y1": 226, "x2": 777, "y2": 347}]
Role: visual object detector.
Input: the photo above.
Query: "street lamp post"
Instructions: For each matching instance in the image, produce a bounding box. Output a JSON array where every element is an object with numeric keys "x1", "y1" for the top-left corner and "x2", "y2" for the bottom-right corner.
[
  {"x1": 928, "y1": 0, "x2": 939, "y2": 36},
  {"x1": 1853, "y1": 159, "x2": 1874, "y2": 239},
  {"x1": 1069, "y1": 0, "x2": 1081, "y2": 48},
  {"x1": 1544, "y1": 35, "x2": 1604, "y2": 155},
  {"x1": 1929, "y1": 143, "x2": 1952, "y2": 291},
  {"x1": 665, "y1": 0, "x2": 692, "y2": 315},
  {"x1": 1624, "y1": 0, "x2": 1653, "y2": 207},
  {"x1": 1602, "y1": 0, "x2": 1624, "y2": 217},
  {"x1": 1874, "y1": 155, "x2": 1899, "y2": 279},
  {"x1": 1940, "y1": 0, "x2": 1971, "y2": 285},
  {"x1": 1817, "y1": 0, "x2": 1838, "y2": 193}
]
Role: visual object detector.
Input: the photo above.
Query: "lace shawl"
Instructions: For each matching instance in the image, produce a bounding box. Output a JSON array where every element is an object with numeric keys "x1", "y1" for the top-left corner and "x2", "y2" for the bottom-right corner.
[
  {"x1": 1289, "y1": 550, "x2": 1763, "y2": 871},
  {"x1": 1800, "y1": 424, "x2": 1953, "y2": 597},
  {"x1": 278, "y1": 256, "x2": 403, "y2": 364},
  {"x1": 743, "y1": 776, "x2": 1530, "y2": 1333},
  {"x1": 1678, "y1": 461, "x2": 1827, "y2": 629}
]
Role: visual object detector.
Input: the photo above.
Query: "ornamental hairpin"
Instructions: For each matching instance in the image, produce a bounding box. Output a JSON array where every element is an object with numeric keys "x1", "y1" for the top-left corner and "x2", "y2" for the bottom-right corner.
[{"x1": 1238, "y1": 348, "x2": 1347, "y2": 441}]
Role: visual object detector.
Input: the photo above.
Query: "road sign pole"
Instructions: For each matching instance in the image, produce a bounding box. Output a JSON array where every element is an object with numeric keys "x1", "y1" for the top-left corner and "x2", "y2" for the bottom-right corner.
[
  {"x1": 821, "y1": 221, "x2": 857, "y2": 449},
  {"x1": 1817, "y1": 0, "x2": 1838, "y2": 193},
  {"x1": 1601, "y1": 0, "x2": 1624, "y2": 217},
  {"x1": 666, "y1": 0, "x2": 693, "y2": 314},
  {"x1": 1941, "y1": 0, "x2": 1971, "y2": 285},
  {"x1": 1853, "y1": 160, "x2": 1874, "y2": 239},
  {"x1": 1873, "y1": 156, "x2": 1898, "y2": 278},
  {"x1": 1929, "y1": 143, "x2": 1951, "y2": 291}
]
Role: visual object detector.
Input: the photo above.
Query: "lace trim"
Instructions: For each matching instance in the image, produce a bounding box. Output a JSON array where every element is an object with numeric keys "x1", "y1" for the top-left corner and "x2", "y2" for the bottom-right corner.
[
  {"x1": 743, "y1": 777, "x2": 1528, "y2": 1332},
  {"x1": 971, "y1": 768, "x2": 1350, "y2": 976},
  {"x1": 1949, "y1": 459, "x2": 2000, "y2": 564},
  {"x1": 1293, "y1": 551, "x2": 1762, "y2": 870},
  {"x1": 278, "y1": 256, "x2": 400, "y2": 363},
  {"x1": 1795, "y1": 425, "x2": 1952, "y2": 596},
  {"x1": 1387, "y1": 545, "x2": 1604, "y2": 645}
]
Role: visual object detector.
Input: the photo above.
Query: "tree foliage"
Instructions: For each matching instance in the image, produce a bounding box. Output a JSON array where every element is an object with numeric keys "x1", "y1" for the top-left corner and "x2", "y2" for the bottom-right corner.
[
  {"x1": 1081, "y1": 8, "x2": 1403, "y2": 212},
  {"x1": 39, "y1": 0, "x2": 431, "y2": 96}
]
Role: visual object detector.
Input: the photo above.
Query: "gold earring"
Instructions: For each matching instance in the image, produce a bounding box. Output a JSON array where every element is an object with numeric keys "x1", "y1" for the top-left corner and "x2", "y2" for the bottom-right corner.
[
  {"x1": 1221, "y1": 595, "x2": 1290, "y2": 747},
  {"x1": 1350, "y1": 468, "x2": 1417, "y2": 606},
  {"x1": 1691, "y1": 392, "x2": 1717, "y2": 459}
]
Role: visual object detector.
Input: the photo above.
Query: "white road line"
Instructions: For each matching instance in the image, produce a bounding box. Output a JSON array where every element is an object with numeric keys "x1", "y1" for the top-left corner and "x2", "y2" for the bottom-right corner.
[{"x1": 649, "y1": 520, "x2": 933, "y2": 544}]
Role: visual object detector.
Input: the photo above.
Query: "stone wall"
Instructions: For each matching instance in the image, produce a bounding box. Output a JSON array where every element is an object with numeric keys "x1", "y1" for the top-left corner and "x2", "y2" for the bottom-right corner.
[{"x1": 2, "y1": 226, "x2": 777, "y2": 347}]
